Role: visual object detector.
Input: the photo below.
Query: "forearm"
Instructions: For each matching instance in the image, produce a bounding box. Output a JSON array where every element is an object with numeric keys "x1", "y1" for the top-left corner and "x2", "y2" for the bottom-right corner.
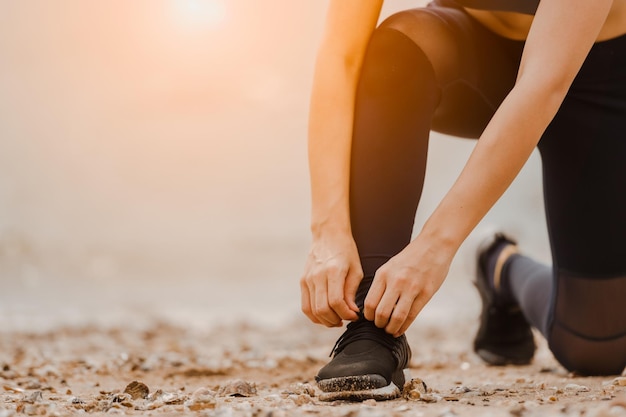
[
  {"x1": 306, "y1": 1, "x2": 383, "y2": 239},
  {"x1": 308, "y1": 57, "x2": 359, "y2": 238},
  {"x1": 417, "y1": 79, "x2": 565, "y2": 255}
]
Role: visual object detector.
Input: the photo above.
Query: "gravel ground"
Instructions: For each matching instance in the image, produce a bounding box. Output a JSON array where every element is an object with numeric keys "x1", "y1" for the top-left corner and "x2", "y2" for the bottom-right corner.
[{"x1": 1, "y1": 317, "x2": 624, "y2": 417}]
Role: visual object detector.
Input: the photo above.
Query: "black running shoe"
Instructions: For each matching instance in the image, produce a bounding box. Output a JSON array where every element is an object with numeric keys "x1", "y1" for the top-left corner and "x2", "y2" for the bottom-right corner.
[
  {"x1": 316, "y1": 318, "x2": 411, "y2": 401},
  {"x1": 474, "y1": 233, "x2": 536, "y2": 366}
]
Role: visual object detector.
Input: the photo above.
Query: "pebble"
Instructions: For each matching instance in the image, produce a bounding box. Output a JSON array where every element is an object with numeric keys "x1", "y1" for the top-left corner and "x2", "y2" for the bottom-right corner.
[
  {"x1": 565, "y1": 383, "x2": 590, "y2": 392},
  {"x1": 420, "y1": 394, "x2": 441, "y2": 403},
  {"x1": 23, "y1": 391, "x2": 43, "y2": 404},
  {"x1": 185, "y1": 387, "x2": 217, "y2": 412},
  {"x1": 123, "y1": 380, "x2": 149, "y2": 400},
  {"x1": 613, "y1": 378, "x2": 626, "y2": 387},
  {"x1": 402, "y1": 378, "x2": 428, "y2": 400},
  {"x1": 218, "y1": 380, "x2": 258, "y2": 397},
  {"x1": 451, "y1": 386, "x2": 471, "y2": 395},
  {"x1": 191, "y1": 387, "x2": 216, "y2": 401},
  {"x1": 287, "y1": 394, "x2": 313, "y2": 406},
  {"x1": 110, "y1": 393, "x2": 133, "y2": 408}
]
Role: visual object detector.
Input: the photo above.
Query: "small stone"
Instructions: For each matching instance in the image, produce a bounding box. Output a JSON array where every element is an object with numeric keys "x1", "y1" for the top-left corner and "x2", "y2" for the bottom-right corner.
[
  {"x1": 161, "y1": 391, "x2": 185, "y2": 405},
  {"x1": 191, "y1": 387, "x2": 216, "y2": 401},
  {"x1": 420, "y1": 394, "x2": 440, "y2": 403},
  {"x1": 613, "y1": 378, "x2": 626, "y2": 387},
  {"x1": 451, "y1": 386, "x2": 471, "y2": 395},
  {"x1": 185, "y1": 393, "x2": 217, "y2": 412},
  {"x1": 402, "y1": 378, "x2": 428, "y2": 401},
  {"x1": 110, "y1": 393, "x2": 134, "y2": 408},
  {"x1": 124, "y1": 381, "x2": 149, "y2": 400},
  {"x1": 24, "y1": 391, "x2": 43, "y2": 404},
  {"x1": 362, "y1": 399, "x2": 377, "y2": 406},
  {"x1": 218, "y1": 380, "x2": 257, "y2": 397},
  {"x1": 565, "y1": 383, "x2": 590, "y2": 392}
]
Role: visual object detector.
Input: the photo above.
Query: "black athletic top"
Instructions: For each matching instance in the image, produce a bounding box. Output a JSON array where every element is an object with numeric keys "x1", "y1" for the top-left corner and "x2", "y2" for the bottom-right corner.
[{"x1": 454, "y1": 0, "x2": 539, "y2": 15}]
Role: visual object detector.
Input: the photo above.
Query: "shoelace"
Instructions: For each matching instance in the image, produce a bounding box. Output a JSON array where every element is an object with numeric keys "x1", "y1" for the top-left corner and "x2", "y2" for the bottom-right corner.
[{"x1": 330, "y1": 317, "x2": 411, "y2": 368}]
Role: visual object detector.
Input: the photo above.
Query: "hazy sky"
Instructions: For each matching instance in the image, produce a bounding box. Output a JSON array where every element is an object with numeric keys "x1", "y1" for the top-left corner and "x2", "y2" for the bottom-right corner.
[{"x1": 0, "y1": 1, "x2": 328, "y2": 251}]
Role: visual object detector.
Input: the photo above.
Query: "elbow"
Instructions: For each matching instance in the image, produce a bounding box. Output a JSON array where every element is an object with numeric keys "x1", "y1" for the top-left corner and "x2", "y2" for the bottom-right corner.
[
  {"x1": 516, "y1": 58, "x2": 579, "y2": 100},
  {"x1": 315, "y1": 50, "x2": 363, "y2": 79},
  {"x1": 315, "y1": 36, "x2": 369, "y2": 79},
  {"x1": 515, "y1": 70, "x2": 572, "y2": 115}
]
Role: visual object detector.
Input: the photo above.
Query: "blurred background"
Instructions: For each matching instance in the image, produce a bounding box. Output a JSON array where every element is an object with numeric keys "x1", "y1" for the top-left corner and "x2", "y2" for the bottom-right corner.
[{"x1": 0, "y1": 0, "x2": 550, "y2": 332}]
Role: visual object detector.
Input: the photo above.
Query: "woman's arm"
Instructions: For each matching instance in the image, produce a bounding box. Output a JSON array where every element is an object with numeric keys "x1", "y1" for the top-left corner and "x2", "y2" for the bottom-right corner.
[
  {"x1": 365, "y1": 0, "x2": 615, "y2": 336},
  {"x1": 301, "y1": 0, "x2": 383, "y2": 326}
]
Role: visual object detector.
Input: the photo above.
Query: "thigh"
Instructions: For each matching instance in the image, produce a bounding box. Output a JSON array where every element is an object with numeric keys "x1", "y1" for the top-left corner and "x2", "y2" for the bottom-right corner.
[
  {"x1": 538, "y1": 34, "x2": 626, "y2": 277},
  {"x1": 380, "y1": 0, "x2": 525, "y2": 138}
]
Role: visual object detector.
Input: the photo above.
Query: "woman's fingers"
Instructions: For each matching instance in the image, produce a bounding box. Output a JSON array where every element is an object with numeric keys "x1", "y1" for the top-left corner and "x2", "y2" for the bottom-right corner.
[
  {"x1": 314, "y1": 277, "x2": 343, "y2": 327},
  {"x1": 394, "y1": 296, "x2": 426, "y2": 337},
  {"x1": 300, "y1": 279, "x2": 321, "y2": 324},
  {"x1": 343, "y1": 267, "x2": 363, "y2": 316},
  {"x1": 384, "y1": 291, "x2": 414, "y2": 336},
  {"x1": 364, "y1": 265, "x2": 436, "y2": 335},
  {"x1": 373, "y1": 283, "x2": 400, "y2": 329},
  {"x1": 328, "y1": 266, "x2": 359, "y2": 321},
  {"x1": 363, "y1": 277, "x2": 385, "y2": 322}
]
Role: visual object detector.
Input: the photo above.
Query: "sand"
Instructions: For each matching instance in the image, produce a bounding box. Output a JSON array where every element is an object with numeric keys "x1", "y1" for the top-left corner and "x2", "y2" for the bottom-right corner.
[{"x1": 1, "y1": 316, "x2": 625, "y2": 417}]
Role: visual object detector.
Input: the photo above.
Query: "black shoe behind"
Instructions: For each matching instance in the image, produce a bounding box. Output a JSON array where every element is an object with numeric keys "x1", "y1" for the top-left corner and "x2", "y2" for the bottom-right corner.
[
  {"x1": 316, "y1": 319, "x2": 411, "y2": 401},
  {"x1": 474, "y1": 234, "x2": 536, "y2": 366}
]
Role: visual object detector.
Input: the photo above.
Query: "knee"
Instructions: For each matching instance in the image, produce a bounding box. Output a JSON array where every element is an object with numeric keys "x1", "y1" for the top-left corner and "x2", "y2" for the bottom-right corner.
[
  {"x1": 378, "y1": 9, "x2": 444, "y2": 38},
  {"x1": 359, "y1": 11, "x2": 444, "y2": 94},
  {"x1": 548, "y1": 324, "x2": 626, "y2": 376},
  {"x1": 374, "y1": 9, "x2": 459, "y2": 86},
  {"x1": 357, "y1": 29, "x2": 436, "y2": 100}
]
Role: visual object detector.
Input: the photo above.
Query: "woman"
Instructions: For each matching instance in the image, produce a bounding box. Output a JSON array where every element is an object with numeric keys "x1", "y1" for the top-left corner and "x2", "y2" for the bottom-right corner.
[{"x1": 300, "y1": 0, "x2": 626, "y2": 401}]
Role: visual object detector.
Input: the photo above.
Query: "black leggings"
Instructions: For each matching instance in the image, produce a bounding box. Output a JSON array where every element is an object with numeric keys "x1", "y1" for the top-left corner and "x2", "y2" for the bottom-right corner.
[{"x1": 350, "y1": 0, "x2": 626, "y2": 375}]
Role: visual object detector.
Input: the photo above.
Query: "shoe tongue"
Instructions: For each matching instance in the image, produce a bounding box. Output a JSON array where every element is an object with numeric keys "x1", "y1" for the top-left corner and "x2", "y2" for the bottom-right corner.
[{"x1": 342, "y1": 339, "x2": 381, "y2": 355}]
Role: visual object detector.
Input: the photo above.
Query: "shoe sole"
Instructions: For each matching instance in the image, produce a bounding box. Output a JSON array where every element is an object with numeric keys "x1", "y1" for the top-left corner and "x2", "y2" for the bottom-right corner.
[
  {"x1": 317, "y1": 369, "x2": 410, "y2": 402},
  {"x1": 475, "y1": 347, "x2": 533, "y2": 366}
]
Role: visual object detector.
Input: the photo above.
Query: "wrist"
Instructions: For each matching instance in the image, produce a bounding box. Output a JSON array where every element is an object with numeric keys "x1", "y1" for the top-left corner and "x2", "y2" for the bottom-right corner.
[
  {"x1": 414, "y1": 223, "x2": 465, "y2": 260},
  {"x1": 310, "y1": 218, "x2": 353, "y2": 240}
]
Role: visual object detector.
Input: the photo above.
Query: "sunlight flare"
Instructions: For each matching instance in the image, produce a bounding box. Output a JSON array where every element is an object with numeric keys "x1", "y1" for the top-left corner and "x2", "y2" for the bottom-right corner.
[{"x1": 173, "y1": 0, "x2": 226, "y2": 29}]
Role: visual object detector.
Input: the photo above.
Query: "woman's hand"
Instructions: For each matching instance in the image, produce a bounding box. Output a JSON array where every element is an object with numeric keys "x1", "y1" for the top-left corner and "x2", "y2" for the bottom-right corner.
[
  {"x1": 363, "y1": 236, "x2": 454, "y2": 337},
  {"x1": 300, "y1": 233, "x2": 363, "y2": 327}
]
